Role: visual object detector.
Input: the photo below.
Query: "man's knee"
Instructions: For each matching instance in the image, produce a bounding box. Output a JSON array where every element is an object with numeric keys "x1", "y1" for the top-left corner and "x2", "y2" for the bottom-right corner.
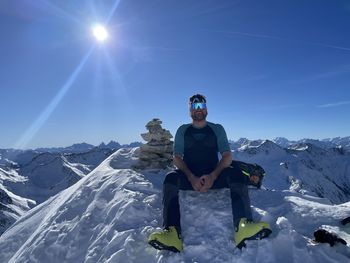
[
  {"x1": 163, "y1": 170, "x2": 181, "y2": 185},
  {"x1": 222, "y1": 167, "x2": 249, "y2": 184}
]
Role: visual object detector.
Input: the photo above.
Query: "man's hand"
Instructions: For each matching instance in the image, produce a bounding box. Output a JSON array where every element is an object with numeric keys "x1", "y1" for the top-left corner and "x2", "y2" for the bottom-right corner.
[
  {"x1": 199, "y1": 173, "x2": 216, "y2": 192},
  {"x1": 189, "y1": 174, "x2": 204, "y2": 192}
]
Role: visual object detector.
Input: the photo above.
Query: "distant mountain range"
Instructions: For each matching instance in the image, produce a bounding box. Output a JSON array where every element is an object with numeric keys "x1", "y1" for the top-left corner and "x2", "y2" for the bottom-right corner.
[
  {"x1": 35, "y1": 140, "x2": 143, "y2": 153},
  {"x1": 229, "y1": 136, "x2": 350, "y2": 151}
]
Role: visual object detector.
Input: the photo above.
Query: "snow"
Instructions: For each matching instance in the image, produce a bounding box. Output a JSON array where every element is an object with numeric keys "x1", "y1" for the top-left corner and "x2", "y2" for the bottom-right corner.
[
  {"x1": 234, "y1": 143, "x2": 350, "y2": 204},
  {"x1": 0, "y1": 147, "x2": 114, "y2": 209},
  {"x1": 233, "y1": 137, "x2": 350, "y2": 152},
  {"x1": 0, "y1": 147, "x2": 349, "y2": 262}
]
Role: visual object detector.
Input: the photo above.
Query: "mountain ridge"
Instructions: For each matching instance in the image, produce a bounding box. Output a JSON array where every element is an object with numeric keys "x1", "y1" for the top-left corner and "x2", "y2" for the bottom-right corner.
[{"x1": 229, "y1": 136, "x2": 350, "y2": 151}]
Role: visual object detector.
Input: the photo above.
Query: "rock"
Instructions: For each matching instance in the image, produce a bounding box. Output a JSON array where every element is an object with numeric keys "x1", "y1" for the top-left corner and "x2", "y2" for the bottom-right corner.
[
  {"x1": 141, "y1": 131, "x2": 172, "y2": 142},
  {"x1": 133, "y1": 118, "x2": 174, "y2": 170}
]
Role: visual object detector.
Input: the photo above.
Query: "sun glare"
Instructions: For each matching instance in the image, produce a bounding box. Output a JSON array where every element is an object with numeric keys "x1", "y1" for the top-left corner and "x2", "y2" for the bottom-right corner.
[{"x1": 92, "y1": 24, "x2": 109, "y2": 42}]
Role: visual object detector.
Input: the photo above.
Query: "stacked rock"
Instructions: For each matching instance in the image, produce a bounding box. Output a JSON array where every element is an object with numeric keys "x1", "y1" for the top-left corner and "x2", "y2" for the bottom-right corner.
[{"x1": 135, "y1": 118, "x2": 174, "y2": 170}]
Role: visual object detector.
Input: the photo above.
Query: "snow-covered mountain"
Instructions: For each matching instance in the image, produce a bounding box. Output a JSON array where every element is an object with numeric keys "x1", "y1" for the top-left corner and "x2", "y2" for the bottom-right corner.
[
  {"x1": 34, "y1": 141, "x2": 142, "y2": 153},
  {"x1": 0, "y1": 146, "x2": 116, "y2": 235},
  {"x1": 0, "y1": 141, "x2": 144, "y2": 236},
  {"x1": 272, "y1": 137, "x2": 296, "y2": 148},
  {"x1": 0, "y1": 147, "x2": 349, "y2": 263},
  {"x1": 233, "y1": 140, "x2": 350, "y2": 204},
  {"x1": 279, "y1": 136, "x2": 350, "y2": 151},
  {"x1": 35, "y1": 142, "x2": 96, "y2": 153},
  {"x1": 0, "y1": 149, "x2": 38, "y2": 167},
  {"x1": 230, "y1": 137, "x2": 350, "y2": 151},
  {"x1": 3, "y1": 148, "x2": 114, "y2": 203},
  {"x1": 0, "y1": 167, "x2": 36, "y2": 235},
  {"x1": 229, "y1": 138, "x2": 263, "y2": 150},
  {"x1": 323, "y1": 136, "x2": 350, "y2": 150}
]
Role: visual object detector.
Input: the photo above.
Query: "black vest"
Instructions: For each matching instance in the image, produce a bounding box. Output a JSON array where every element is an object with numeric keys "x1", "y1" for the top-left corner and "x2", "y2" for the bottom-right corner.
[{"x1": 183, "y1": 125, "x2": 219, "y2": 176}]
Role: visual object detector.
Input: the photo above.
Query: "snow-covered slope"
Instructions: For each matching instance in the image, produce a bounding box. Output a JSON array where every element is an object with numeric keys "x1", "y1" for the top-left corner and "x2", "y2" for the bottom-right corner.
[
  {"x1": 0, "y1": 183, "x2": 35, "y2": 236},
  {"x1": 0, "y1": 147, "x2": 349, "y2": 263},
  {"x1": 325, "y1": 136, "x2": 350, "y2": 150},
  {"x1": 0, "y1": 147, "x2": 116, "y2": 235},
  {"x1": 0, "y1": 166, "x2": 35, "y2": 235},
  {"x1": 1, "y1": 147, "x2": 114, "y2": 203},
  {"x1": 17, "y1": 152, "x2": 86, "y2": 204},
  {"x1": 233, "y1": 140, "x2": 350, "y2": 204},
  {"x1": 0, "y1": 149, "x2": 38, "y2": 167}
]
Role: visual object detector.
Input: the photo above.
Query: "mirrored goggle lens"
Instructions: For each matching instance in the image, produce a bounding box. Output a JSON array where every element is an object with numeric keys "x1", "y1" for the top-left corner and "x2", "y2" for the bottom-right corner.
[{"x1": 191, "y1": 102, "x2": 206, "y2": 110}]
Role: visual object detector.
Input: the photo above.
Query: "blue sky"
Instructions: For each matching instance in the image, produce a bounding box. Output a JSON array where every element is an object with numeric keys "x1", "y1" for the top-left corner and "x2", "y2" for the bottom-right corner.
[{"x1": 1, "y1": 0, "x2": 350, "y2": 149}]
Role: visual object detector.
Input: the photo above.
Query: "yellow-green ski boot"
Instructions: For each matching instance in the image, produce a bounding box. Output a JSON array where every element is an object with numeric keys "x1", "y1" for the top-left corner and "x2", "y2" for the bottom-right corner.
[
  {"x1": 148, "y1": 226, "x2": 183, "y2": 252},
  {"x1": 235, "y1": 218, "x2": 272, "y2": 248}
]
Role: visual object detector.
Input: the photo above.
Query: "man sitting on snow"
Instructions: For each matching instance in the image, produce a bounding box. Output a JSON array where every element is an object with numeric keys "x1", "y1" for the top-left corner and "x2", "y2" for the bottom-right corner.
[{"x1": 148, "y1": 94, "x2": 272, "y2": 252}]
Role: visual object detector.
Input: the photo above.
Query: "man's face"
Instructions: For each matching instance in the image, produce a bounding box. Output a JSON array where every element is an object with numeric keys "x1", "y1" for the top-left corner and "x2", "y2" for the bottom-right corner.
[{"x1": 190, "y1": 103, "x2": 208, "y2": 121}]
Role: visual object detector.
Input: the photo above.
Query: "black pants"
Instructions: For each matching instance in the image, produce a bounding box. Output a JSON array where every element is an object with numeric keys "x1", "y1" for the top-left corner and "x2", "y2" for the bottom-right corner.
[{"x1": 162, "y1": 166, "x2": 253, "y2": 232}]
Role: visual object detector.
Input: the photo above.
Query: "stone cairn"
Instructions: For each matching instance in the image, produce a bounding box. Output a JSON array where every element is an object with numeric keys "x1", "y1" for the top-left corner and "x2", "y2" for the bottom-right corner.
[{"x1": 134, "y1": 118, "x2": 173, "y2": 170}]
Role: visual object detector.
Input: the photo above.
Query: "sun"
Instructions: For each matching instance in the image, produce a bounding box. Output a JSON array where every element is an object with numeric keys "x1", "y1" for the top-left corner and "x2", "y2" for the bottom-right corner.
[{"x1": 92, "y1": 24, "x2": 109, "y2": 42}]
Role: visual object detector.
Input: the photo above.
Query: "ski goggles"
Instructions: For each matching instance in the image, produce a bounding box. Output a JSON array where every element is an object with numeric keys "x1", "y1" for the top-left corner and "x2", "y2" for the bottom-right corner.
[{"x1": 191, "y1": 102, "x2": 207, "y2": 110}]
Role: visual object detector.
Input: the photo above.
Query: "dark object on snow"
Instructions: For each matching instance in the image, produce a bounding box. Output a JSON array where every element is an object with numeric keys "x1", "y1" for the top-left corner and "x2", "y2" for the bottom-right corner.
[
  {"x1": 231, "y1": 160, "x2": 265, "y2": 188},
  {"x1": 341, "y1": 217, "x2": 350, "y2": 226},
  {"x1": 314, "y1": 229, "x2": 347, "y2": 247}
]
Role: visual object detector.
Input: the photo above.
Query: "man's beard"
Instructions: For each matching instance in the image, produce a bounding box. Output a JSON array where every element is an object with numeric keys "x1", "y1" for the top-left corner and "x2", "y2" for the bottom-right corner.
[{"x1": 191, "y1": 111, "x2": 207, "y2": 121}]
